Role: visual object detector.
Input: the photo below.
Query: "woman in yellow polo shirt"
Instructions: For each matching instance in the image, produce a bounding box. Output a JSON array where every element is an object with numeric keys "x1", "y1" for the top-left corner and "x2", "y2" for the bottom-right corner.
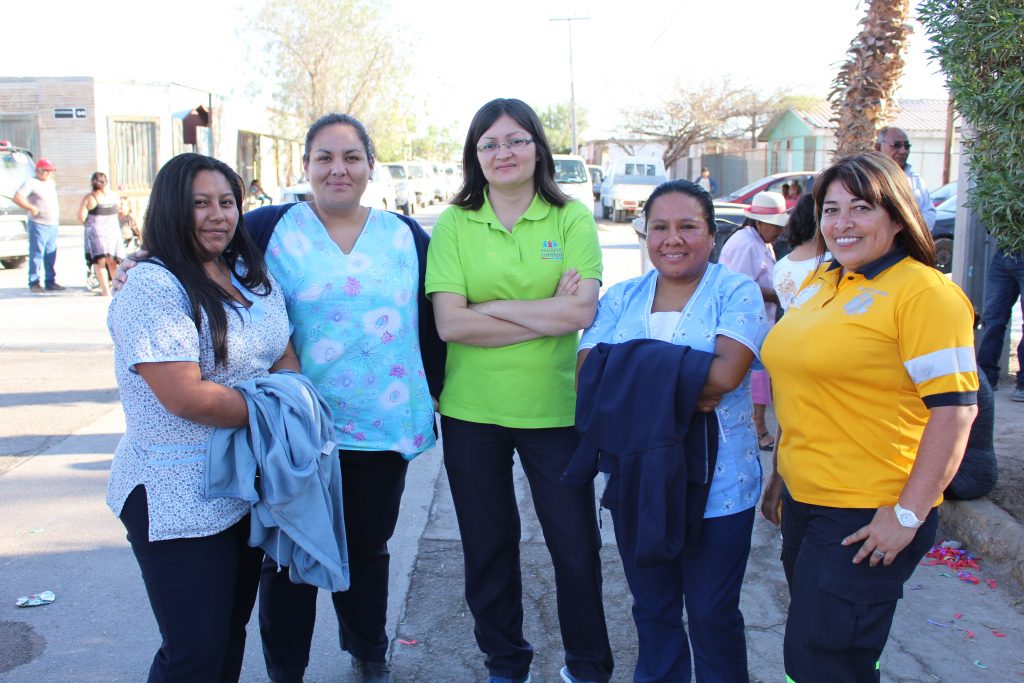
[
  {"x1": 426, "y1": 98, "x2": 612, "y2": 683},
  {"x1": 761, "y1": 153, "x2": 978, "y2": 683}
]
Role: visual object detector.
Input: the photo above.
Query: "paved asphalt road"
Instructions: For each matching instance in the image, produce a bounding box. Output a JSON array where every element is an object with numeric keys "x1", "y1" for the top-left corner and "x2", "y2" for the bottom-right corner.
[{"x1": 2, "y1": 204, "x2": 1023, "y2": 682}]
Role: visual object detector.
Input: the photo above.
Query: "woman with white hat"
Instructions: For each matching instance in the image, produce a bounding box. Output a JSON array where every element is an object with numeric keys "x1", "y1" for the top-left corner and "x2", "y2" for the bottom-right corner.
[{"x1": 719, "y1": 190, "x2": 788, "y2": 451}]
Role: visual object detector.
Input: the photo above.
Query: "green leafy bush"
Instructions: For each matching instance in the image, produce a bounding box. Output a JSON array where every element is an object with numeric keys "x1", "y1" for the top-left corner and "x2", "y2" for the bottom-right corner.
[{"x1": 918, "y1": 0, "x2": 1024, "y2": 252}]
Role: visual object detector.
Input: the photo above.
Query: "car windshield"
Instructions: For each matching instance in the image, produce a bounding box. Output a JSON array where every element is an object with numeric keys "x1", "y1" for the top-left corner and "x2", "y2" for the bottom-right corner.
[
  {"x1": 613, "y1": 174, "x2": 668, "y2": 185},
  {"x1": 623, "y1": 163, "x2": 660, "y2": 176},
  {"x1": 1, "y1": 150, "x2": 34, "y2": 204},
  {"x1": 386, "y1": 165, "x2": 407, "y2": 179},
  {"x1": 555, "y1": 159, "x2": 587, "y2": 184},
  {"x1": 720, "y1": 177, "x2": 771, "y2": 202}
]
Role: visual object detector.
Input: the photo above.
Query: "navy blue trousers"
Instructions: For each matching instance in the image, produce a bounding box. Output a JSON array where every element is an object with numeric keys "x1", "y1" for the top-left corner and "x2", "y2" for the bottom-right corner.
[
  {"x1": 441, "y1": 416, "x2": 614, "y2": 683},
  {"x1": 120, "y1": 485, "x2": 262, "y2": 683},
  {"x1": 607, "y1": 492, "x2": 754, "y2": 683},
  {"x1": 258, "y1": 450, "x2": 408, "y2": 682},
  {"x1": 780, "y1": 494, "x2": 938, "y2": 683}
]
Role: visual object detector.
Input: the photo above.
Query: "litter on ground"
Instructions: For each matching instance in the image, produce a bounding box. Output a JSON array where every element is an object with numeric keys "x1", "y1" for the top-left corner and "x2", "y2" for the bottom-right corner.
[{"x1": 16, "y1": 590, "x2": 55, "y2": 607}]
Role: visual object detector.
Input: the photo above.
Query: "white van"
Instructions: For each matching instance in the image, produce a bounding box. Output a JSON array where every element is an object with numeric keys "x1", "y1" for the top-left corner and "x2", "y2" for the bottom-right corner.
[
  {"x1": 553, "y1": 154, "x2": 593, "y2": 209},
  {"x1": 599, "y1": 157, "x2": 668, "y2": 222}
]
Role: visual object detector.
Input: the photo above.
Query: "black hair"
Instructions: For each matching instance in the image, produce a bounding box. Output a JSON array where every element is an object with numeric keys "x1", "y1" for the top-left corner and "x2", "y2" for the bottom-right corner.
[
  {"x1": 304, "y1": 113, "x2": 375, "y2": 165},
  {"x1": 451, "y1": 98, "x2": 570, "y2": 211},
  {"x1": 784, "y1": 193, "x2": 817, "y2": 247},
  {"x1": 643, "y1": 179, "x2": 716, "y2": 233},
  {"x1": 141, "y1": 153, "x2": 271, "y2": 366}
]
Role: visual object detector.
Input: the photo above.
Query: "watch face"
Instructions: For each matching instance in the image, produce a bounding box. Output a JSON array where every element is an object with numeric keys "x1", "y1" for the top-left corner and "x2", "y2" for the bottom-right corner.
[{"x1": 895, "y1": 506, "x2": 921, "y2": 527}]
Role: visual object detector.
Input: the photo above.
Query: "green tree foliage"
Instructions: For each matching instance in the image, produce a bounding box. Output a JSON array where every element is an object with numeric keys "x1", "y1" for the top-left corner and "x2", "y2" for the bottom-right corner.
[
  {"x1": 919, "y1": 0, "x2": 1024, "y2": 251},
  {"x1": 409, "y1": 125, "x2": 462, "y2": 161},
  {"x1": 540, "y1": 103, "x2": 589, "y2": 155},
  {"x1": 245, "y1": 0, "x2": 408, "y2": 147},
  {"x1": 623, "y1": 82, "x2": 780, "y2": 170}
]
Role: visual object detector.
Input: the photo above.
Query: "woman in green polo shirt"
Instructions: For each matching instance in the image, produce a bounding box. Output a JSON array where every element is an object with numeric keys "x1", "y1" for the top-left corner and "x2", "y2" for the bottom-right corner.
[{"x1": 425, "y1": 98, "x2": 612, "y2": 683}]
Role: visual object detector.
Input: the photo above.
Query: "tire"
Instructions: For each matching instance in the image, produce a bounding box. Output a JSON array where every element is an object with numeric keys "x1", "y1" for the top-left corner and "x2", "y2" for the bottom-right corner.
[
  {"x1": 0, "y1": 256, "x2": 27, "y2": 269},
  {"x1": 934, "y1": 236, "x2": 954, "y2": 274},
  {"x1": 613, "y1": 209, "x2": 625, "y2": 223}
]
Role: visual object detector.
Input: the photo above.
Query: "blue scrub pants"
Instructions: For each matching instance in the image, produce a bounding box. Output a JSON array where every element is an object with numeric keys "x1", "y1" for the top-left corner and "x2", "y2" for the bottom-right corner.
[
  {"x1": 607, "y1": 493, "x2": 754, "y2": 683},
  {"x1": 780, "y1": 493, "x2": 938, "y2": 683}
]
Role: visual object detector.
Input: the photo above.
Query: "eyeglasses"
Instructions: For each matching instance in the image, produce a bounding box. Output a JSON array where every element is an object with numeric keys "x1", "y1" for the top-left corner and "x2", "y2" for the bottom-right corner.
[
  {"x1": 886, "y1": 141, "x2": 912, "y2": 150},
  {"x1": 476, "y1": 138, "x2": 534, "y2": 153}
]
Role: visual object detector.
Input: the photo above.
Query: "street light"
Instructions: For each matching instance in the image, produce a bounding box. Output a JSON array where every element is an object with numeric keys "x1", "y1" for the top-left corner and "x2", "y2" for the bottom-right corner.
[{"x1": 549, "y1": 15, "x2": 589, "y2": 156}]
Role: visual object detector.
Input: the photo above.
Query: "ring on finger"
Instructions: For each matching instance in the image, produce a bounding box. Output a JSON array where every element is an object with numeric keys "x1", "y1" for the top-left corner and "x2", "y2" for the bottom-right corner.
[{"x1": 873, "y1": 550, "x2": 886, "y2": 558}]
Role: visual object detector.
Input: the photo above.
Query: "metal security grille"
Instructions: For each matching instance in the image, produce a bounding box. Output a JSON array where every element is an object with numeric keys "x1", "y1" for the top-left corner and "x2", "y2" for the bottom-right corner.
[
  {"x1": 0, "y1": 115, "x2": 40, "y2": 158},
  {"x1": 109, "y1": 119, "x2": 158, "y2": 191}
]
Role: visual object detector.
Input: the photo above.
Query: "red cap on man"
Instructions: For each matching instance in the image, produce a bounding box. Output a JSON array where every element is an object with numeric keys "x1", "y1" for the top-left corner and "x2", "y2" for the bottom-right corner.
[{"x1": 35, "y1": 159, "x2": 56, "y2": 172}]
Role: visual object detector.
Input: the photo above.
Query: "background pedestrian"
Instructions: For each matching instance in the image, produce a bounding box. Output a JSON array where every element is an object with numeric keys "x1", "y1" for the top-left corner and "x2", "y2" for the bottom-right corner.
[
  {"x1": 78, "y1": 171, "x2": 123, "y2": 296},
  {"x1": 13, "y1": 158, "x2": 64, "y2": 292}
]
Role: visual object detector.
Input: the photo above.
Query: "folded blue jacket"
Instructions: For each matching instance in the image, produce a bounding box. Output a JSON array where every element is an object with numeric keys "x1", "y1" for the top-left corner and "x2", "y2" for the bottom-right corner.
[
  {"x1": 205, "y1": 370, "x2": 348, "y2": 592},
  {"x1": 564, "y1": 339, "x2": 717, "y2": 567}
]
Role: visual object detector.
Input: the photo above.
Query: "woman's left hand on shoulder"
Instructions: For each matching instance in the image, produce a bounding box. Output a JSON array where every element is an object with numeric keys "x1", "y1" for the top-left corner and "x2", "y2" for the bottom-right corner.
[{"x1": 842, "y1": 506, "x2": 918, "y2": 567}]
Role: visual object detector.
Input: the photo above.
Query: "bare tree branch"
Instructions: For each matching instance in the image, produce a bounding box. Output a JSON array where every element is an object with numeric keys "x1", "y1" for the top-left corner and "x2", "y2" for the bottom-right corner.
[{"x1": 622, "y1": 82, "x2": 781, "y2": 170}]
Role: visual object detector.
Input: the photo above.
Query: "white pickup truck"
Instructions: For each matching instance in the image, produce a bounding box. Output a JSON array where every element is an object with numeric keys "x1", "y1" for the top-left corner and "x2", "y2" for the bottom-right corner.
[{"x1": 599, "y1": 157, "x2": 667, "y2": 222}]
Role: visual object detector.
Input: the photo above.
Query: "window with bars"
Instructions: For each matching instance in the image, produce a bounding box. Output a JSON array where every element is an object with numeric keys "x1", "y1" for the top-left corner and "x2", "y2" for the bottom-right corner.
[{"x1": 109, "y1": 118, "x2": 158, "y2": 191}]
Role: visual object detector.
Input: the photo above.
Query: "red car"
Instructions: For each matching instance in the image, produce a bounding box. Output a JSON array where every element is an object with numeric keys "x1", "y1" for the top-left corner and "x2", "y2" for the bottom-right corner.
[{"x1": 716, "y1": 171, "x2": 818, "y2": 206}]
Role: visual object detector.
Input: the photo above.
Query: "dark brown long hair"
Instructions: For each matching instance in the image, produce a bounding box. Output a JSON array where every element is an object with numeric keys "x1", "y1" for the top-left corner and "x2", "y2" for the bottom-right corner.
[
  {"x1": 141, "y1": 153, "x2": 270, "y2": 365},
  {"x1": 451, "y1": 98, "x2": 570, "y2": 211},
  {"x1": 811, "y1": 152, "x2": 935, "y2": 267}
]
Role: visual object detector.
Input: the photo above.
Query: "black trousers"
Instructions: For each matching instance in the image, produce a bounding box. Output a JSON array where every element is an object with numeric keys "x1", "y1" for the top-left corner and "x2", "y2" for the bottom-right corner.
[
  {"x1": 780, "y1": 493, "x2": 938, "y2": 683},
  {"x1": 258, "y1": 450, "x2": 409, "y2": 683},
  {"x1": 120, "y1": 485, "x2": 262, "y2": 683},
  {"x1": 441, "y1": 416, "x2": 614, "y2": 683}
]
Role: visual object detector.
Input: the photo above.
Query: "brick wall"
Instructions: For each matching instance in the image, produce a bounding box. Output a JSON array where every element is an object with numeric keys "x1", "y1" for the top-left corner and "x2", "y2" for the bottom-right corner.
[{"x1": 0, "y1": 78, "x2": 98, "y2": 223}]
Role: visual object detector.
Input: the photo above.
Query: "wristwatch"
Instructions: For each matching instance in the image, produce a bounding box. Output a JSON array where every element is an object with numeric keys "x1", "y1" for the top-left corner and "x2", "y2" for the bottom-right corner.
[{"x1": 893, "y1": 503, "x2": 924, "y2": 529}]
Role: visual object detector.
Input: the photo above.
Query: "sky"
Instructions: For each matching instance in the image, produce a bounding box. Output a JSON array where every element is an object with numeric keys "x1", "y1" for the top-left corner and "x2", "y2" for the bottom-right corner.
[{"x1": 6, "y1": 0, "x2": 948, "y2": 139}]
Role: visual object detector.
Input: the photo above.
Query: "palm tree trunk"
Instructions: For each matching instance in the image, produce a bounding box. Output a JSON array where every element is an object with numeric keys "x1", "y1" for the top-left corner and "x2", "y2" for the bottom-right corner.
[{"x1": 830, "y1": 0, "x2": 912, "y2": 158}]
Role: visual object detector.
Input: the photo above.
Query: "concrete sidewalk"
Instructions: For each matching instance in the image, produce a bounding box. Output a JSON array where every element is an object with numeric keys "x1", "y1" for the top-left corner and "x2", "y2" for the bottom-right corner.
[{"x1": 2, "y1": 406, "x2": 1023, "y2": 682}]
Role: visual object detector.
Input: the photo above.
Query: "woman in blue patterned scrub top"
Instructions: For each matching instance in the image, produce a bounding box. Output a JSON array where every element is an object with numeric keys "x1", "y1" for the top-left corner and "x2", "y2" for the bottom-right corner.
[
  {"x1": 247, "y1": 114, "x2": 441, "y2": 683},
  {"x1": 578, "y1": 179, "x2": 769, "y2": 683},
  {"x1": 107, "y1": 153, "x2": 297, "y2": 682}
]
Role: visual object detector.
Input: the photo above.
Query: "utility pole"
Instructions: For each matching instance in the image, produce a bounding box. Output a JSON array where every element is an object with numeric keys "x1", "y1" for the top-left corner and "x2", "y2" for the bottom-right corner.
[{"x1": 549, "y1": 15, "x2": 589, "y2": 155}]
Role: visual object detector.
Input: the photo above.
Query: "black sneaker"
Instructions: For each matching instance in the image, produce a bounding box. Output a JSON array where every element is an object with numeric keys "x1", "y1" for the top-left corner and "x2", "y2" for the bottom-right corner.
[
  {"x1": 45, "y1": 282, "x2": 66, "y2": 291},
  {"x1": 30, "y1": 283, "x2": 45, "y2": 293},
  {"x1": 352, "y1": 657, "x2": 393, "y2": 683}
]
